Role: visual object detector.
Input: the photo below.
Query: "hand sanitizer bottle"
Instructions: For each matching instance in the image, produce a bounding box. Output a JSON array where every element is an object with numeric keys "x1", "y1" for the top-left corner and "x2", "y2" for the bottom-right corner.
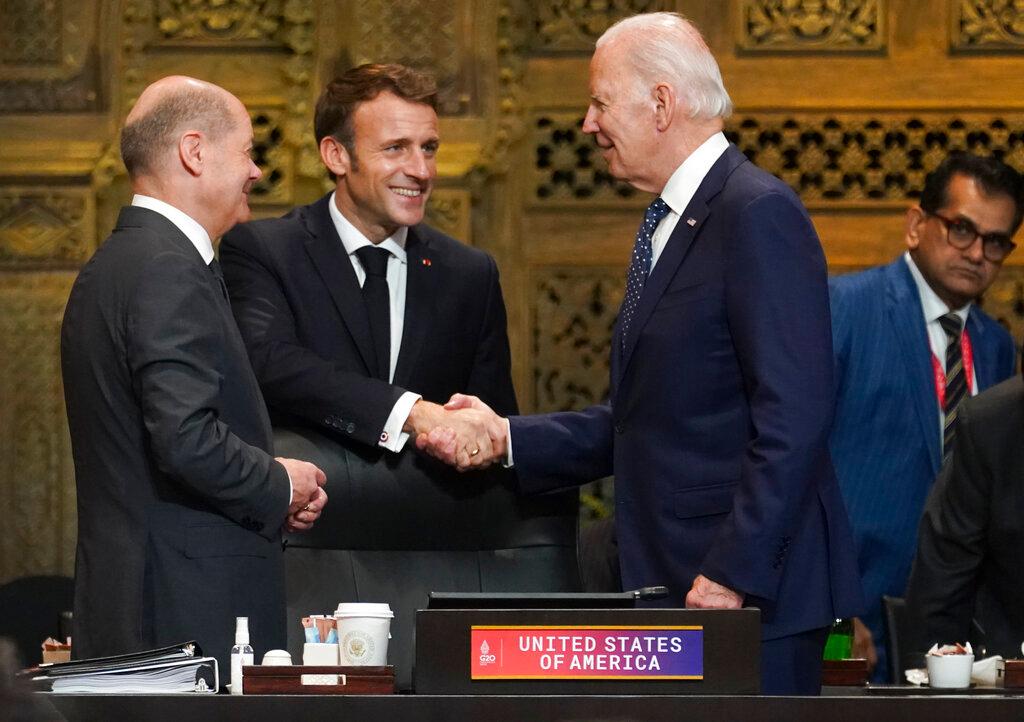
[{"x1": 230, "y1": 616, "x2": 254, "y2": 695}]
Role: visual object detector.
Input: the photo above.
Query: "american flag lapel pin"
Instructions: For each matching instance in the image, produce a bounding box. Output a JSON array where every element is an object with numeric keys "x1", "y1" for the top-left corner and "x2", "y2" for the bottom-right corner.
[
  {"x1": 422, "y1": 258, "x2": 432, "y2": 266},
  {"x1": 686, "y1": 218, "x2": 697, "y2": 227}
]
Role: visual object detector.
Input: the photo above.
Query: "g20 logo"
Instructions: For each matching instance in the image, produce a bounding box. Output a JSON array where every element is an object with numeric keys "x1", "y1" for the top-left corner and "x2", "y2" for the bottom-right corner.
[{"x1": 478, "y1": 640, "x2": 497, "y2": 666}]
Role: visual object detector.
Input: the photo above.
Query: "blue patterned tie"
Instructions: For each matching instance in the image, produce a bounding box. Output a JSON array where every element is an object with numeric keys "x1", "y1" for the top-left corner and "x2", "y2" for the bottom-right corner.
[{"x1": 620, "y1": 197, "x2": 671, "y2": 350}]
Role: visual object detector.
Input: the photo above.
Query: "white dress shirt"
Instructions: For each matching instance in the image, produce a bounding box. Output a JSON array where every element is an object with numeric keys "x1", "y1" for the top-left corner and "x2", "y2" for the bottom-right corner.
[
  {"x1": 131, "y1": 194, "x2": 293, "y2": 507},
  {"x1": 508, "y1": 132, "x2": 730, "y2": 466},
  {"x1": 903, "y1": 252, "x2": 977, "y2": 435},
  {"x1": 327, "y1": 192, "x2": 421, "y2": 452}
]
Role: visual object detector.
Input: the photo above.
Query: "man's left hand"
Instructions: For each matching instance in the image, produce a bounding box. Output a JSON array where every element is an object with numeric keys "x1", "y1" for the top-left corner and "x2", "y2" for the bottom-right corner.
[{"x1": 685, "y1": 574, "x2": 744, "y2": 609}]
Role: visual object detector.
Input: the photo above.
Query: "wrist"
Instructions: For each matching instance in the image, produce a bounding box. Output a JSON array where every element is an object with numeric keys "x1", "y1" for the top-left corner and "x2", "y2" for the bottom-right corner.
[{"x1": 403, "y1": 399, "x2": 442, "y2": 435}]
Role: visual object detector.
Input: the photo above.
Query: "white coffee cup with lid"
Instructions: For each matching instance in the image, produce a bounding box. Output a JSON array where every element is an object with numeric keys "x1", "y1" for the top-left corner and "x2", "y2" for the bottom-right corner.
[{"x1": 334, "y1": 602, "x2": 393, "y2": 666}]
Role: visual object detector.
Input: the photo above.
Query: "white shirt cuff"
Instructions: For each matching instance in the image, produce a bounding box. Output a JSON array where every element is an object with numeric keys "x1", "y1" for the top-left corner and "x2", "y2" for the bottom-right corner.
[
  {"x1": 503, "y1": 417, "x2": 514, "y2": 468},
  {"x1": 283, "y1": 466, "x2": 294, "y2": 508},
  {"x1": 379, "y1": 391, "x2": 422, "y2": 452}
]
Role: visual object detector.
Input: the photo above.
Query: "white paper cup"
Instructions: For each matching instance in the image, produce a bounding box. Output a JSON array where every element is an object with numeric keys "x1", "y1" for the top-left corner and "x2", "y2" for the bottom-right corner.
[
  {"x1": 927, "y1": 653, "x2": 974, "y2": 689},
  {"x1": 334, "y1": 602, "x2": 393, "y2": 666}
]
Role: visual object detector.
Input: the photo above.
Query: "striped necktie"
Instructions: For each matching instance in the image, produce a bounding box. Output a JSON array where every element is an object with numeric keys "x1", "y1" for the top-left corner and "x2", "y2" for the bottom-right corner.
[
  {"x1": 620, "y1": 197, "x2": 670, "y2": 350},
  {"x1": 939, "y1": 313, "x2": 967, "y2": 462}
]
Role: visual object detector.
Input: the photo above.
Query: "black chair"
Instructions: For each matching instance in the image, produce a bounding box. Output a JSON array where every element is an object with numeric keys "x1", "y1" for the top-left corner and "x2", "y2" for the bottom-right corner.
[
  {"x1": 578, "y1": 515, "x2": 621, "y2": 593},
  {"x1": 0, "y1": 575, "x2": 73, "y2": 667},
  {"x1": 882, "y1": 594, "x2": 908, "y2": 683},
  {"x1": 274, "y1": 426, "x2": 581, "y2": 691}
]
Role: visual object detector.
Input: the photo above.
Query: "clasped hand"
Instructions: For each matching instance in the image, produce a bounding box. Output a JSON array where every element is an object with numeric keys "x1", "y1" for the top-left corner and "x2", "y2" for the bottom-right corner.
[
  {"x1": 409, "y1": 395, "x2": 507, "y2": 471},
  {"x1": 277, "y1": 457, "x2": 328, "y2": 533}
]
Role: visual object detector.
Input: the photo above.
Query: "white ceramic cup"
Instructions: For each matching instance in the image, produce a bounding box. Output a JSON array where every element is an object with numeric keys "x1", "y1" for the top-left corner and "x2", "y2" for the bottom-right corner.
[
  {"x1": 927, "y1": 653, "x2": 974, "y2": 689},
  {"x1": 334, "y1": 602, "x2": 394, "y2": 666},
  {"x1": 261, "y1": 649, "x2": 292, "y2": 666}
]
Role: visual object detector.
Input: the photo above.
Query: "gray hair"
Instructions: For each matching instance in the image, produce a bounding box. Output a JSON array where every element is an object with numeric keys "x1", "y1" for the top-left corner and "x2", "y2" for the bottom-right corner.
[
  {"x1": 120, "y1": 87, "x2": 235, "y2": 177},
  {"x1": 597, "y1": 12, "x2": 732, "y2": 120}
]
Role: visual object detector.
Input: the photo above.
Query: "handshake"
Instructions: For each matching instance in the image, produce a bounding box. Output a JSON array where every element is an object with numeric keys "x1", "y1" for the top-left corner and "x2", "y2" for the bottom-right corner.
[{"x1": 406, "y1": 394, "x2": 508, "y2": 471}]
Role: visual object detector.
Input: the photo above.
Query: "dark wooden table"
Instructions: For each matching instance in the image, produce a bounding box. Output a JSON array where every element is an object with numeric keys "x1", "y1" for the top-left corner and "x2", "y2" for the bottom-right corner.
[{"x1": 30, "y1": 690, "x2": 1024, "y2": 722}]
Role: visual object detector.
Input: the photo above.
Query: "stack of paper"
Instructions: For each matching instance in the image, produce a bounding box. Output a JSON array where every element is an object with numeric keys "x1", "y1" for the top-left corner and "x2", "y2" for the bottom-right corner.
[{"x1": 24, "y1": 641, "x2": 218, "y2": 694}]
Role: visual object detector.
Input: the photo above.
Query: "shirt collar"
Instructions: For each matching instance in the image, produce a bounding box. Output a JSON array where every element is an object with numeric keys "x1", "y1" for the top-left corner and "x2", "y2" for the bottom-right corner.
[
  {"x1": 328, "y1": 191, "x2": 408, "y2": 262},
  {"x1": 660, "y1": 132, "x2": 729, "y2": 216},
  {"x1": 903, "y1": 251, "x2": 971, "y2": 325},
  {"x1": 131, "y1": 194, "x2": 214, "y2": 263}
]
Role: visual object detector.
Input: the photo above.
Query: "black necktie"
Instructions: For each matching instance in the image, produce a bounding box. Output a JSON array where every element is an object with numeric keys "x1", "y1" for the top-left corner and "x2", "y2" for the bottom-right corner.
[
  {"x1": 209, "y1": 258, "x2": 228, "y2": 300},
  {"x1": 621, "y1": 197, "x2": 671, "y2": 351},
  {"x1": 355, "y1": 246, "x2": 392, "y2": 381},
  {"x1": 939, "y1": 313, "x2": 967, "y2": 462}
]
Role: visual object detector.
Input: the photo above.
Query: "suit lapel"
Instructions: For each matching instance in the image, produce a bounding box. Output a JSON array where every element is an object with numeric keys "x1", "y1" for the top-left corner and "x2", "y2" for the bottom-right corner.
[
  {"x1": 616, "y1": 145, "x2": 744, "y2": 384},
  {"x1": 887, "y1": 260, "x2": 942, "y2": 475},
  {"x1": 393, "y1": 227, "x2": 437, "y2": 388},
  {"x1": 966, "y1": 309, "x2": 995, "y2": 389},
  {"x1": 301, "y1": 197, "x2": 377, "y2": 376}
]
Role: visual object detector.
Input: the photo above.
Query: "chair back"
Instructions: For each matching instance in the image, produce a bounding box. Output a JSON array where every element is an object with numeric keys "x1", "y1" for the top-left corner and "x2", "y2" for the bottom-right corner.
[
  {"x1": 0, "y1": 575, "x2": 73, "y2": 666},
  {"x1": 273, "y1": 425, "x2": 580, "y2": 690},
  {"x1": 882, "y1": 594, "x2": 908, "y2": 683}
]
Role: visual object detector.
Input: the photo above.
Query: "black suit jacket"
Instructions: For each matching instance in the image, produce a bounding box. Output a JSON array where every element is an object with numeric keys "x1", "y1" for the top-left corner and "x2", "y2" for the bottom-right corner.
[
  {"x1": 220, "y1": 196, "x2": 579, "y2": 689},
  {"x1": 905, "y1": 374, "x2": 1024, "y2": 662},
  {"x1": 61, "y1": 206, "x2": 290, "y2": 672},
  {"x1": 220, "y1": 194, "x2": 576, "y2": 552}
]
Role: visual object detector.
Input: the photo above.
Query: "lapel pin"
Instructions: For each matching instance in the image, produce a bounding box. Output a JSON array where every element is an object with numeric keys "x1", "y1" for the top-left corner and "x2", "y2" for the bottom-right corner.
[
  {"x1": 686, "y1": 218, "x2": 697, "y2": 226},
  {"x1": 422, "y1": 258, "x2": 432, "y2": 266}
]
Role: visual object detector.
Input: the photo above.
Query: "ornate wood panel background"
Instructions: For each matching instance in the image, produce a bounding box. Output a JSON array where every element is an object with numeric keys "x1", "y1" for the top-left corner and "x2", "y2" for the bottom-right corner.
[{"x1": 3, "y1": 0, "x2": 1024, "y2": 584}]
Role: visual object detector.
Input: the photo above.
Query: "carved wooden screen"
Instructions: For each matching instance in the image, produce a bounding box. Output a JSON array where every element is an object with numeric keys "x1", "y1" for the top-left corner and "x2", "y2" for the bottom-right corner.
[{"x1": 2, "y1": 0, "x2": 1024, "y2": 581}]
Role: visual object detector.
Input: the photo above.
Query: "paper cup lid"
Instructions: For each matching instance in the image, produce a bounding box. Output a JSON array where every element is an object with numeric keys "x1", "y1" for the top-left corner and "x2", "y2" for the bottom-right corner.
[{"x1": 334, "y1": 602, "x2": 394, "y2": 618}]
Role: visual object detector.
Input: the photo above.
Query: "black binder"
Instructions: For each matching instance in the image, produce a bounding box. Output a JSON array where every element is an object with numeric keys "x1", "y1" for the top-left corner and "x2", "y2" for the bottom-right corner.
[{"x1": 22, "y1": 641, "x2": 218, "y2": 693}]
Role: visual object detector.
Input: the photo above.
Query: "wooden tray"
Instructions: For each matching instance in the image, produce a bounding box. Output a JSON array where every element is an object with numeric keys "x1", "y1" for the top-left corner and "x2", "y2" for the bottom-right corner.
[
  {"x1": 822, "y1": 658, "x2": 870, "y2": 686},
  {"x1": 1003, "y1": 659, "x2": 1024, "y2": 688},
  {"x1": 241, "y1": 665, "x2": 395, "y2": 695}
]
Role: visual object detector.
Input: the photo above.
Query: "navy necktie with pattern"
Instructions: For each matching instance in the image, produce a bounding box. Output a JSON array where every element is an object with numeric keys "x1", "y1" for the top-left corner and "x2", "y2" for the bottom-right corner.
[{"x1": 620, "y1": 197, "x2": 671, "y2": 351}]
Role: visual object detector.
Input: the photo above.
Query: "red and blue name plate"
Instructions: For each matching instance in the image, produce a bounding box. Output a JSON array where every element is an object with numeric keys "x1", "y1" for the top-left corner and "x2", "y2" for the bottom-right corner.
[{"x1": 470, "y1": 626, "x2": 703, "y2": 680}]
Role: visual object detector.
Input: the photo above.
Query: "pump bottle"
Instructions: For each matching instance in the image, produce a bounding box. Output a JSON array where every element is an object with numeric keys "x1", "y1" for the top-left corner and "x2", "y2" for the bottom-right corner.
[{"x1": 230, "y1": 616, "x2": 254, "y2": 695}]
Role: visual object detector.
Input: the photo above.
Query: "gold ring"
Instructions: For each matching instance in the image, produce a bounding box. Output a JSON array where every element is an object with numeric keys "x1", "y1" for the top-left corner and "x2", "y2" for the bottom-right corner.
[
  {"x1": 303, "y1": 504, "x2": 311, "y2": 512},
  {"x1": 469, "y1": 448, "x2": 480, "y2": 457}
]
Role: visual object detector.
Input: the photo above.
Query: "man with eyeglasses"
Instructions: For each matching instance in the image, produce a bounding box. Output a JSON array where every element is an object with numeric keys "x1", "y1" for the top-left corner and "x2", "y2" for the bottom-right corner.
[{"x1": 828, "y1": 152, "x2": 1023, "y2": 682}]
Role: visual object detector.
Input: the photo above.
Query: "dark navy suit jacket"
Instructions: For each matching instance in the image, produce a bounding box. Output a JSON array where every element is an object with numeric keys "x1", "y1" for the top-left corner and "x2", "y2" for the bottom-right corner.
[
  {"x1": 510, "y1": 145, "x2": 864, "y2": 641},
  {"x1": 829, "y1": 257, "x2": 1015, "y2": 675}
]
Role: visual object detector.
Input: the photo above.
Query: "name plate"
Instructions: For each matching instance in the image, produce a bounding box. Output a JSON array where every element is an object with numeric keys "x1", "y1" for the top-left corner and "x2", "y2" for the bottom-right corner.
[{"x1": 470, "y1": 626, "x2": 703, "y2": 680}]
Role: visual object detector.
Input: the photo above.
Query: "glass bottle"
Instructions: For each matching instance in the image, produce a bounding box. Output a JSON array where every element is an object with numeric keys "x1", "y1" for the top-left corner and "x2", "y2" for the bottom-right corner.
[{"x1": 823, "y1": 618, "x2": 854, "y2": 660}]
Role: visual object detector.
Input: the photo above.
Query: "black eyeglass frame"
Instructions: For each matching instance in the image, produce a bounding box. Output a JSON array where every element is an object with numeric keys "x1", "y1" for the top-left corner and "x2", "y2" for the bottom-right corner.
[{"x1": 925, "y1": 210, "x2": 1017, "y2": 262}]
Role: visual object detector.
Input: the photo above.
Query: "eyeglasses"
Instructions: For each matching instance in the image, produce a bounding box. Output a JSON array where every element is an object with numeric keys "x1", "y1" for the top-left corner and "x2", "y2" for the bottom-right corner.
[{"x1": 926, "y1": 210, "x2": 1017, "y2": 263}]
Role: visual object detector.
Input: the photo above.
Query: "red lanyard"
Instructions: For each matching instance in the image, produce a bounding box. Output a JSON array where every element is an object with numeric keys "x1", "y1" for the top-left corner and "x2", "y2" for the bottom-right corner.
[{"x1": 930, "y1": 328, "x2": 974, "y2": 408}]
